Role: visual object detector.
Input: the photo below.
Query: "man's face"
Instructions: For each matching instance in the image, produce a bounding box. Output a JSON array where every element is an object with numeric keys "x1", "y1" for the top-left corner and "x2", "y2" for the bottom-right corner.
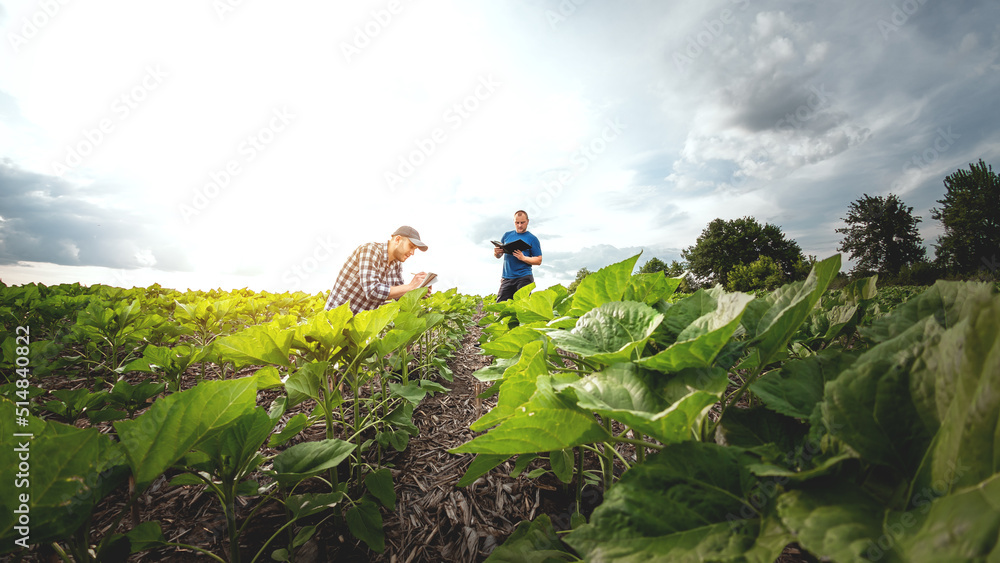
[
  {"x1": 514, "y1": 214, "x2": 528, "y2": 233},
  {"x1": 392, "y1": 237, "x2": 417, "y2": 262}
]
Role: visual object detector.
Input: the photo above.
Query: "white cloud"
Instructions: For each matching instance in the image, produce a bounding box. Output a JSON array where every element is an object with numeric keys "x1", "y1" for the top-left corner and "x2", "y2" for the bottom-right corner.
[{"x1": 1, "y1": 0, "x2": 999, "y2": 295}]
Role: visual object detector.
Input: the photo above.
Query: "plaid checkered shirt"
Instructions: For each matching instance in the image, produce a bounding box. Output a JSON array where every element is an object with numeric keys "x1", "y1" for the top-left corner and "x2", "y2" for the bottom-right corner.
[{"x1": 325, "y1": 241, "x2": 403, "y2": 314}]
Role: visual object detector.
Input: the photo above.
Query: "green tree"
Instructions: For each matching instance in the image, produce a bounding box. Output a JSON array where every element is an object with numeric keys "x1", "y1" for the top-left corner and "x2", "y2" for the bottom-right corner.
[
  {"x1": 835, "y1": 193, "x2": 926, "y2": 276},
  {"x1": 681, "y1": 217, "x2": 804, "y2": 288},
  {"x1": 727, "y1": 255, "x2": 786, "y2": 292},
  {"x1": 567, "y1": 267, "x2": 592, "y2": 293},
  {"x1": 637, "y1": 257, "x2": 667, "y2": 274},
  {"x1": 663, "y1": 260, "x2": 688, "y2": 278},
  {"x1": 931, "y1": 159, "x2": 1000, "y2": 274}
]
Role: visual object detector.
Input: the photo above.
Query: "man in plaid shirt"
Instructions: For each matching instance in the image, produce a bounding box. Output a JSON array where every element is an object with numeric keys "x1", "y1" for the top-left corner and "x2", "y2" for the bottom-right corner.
[{"x1": 325, "y1": 226, "x2": 430, "y2": 314}]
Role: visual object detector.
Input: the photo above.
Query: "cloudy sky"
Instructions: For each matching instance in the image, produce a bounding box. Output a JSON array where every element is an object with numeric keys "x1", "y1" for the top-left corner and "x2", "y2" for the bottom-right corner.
[{"x1": 1, "y1": 0, "x2": 998, "y2": 297}]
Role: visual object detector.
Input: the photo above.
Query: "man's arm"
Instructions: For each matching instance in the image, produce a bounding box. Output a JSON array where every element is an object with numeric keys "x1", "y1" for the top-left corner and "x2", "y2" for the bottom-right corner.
[
  {"x1": 386, "y1": 273, "x2": 426, "y2": 300},
  {"x1": 512, "y1": 250, "x2": 542, "y2": 266}
]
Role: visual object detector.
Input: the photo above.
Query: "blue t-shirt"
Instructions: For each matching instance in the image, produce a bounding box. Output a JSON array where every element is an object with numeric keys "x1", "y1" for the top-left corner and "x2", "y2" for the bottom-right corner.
[{"x1": 501, "y1": 230, "x2": 542, "y2": 279}]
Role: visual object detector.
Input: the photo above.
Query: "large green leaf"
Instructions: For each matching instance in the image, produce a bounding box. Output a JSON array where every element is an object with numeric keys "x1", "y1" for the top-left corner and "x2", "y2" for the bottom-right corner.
[
  {"x1": 716, "y1": 407, "x2": 807, "y2": 453},
  {"x1": 347, "y1": 301, "x2": 400, "y2": 351},
  {"x1": 284, "y1": 361, "x2": 333, "y2": 407},
  {"x1": 0, "y1": 399, "x2": 128, "y2": 551},
  {"x1": 269, "y1": 438, "x2": 356, "y2": 488},
  {"x1": 570, "y1": 364, "x2": 726, "y2": 445},
  {"x1": 365, "y1": 468, "x2": 396, "y2": 510},
  {"x1": 115, "y1": 378, "x2": 258, "y2": 491},
  {"x1": 547, "y1": 301, "x2": 663, "y2": 364},
  {"x1": 751, "y1": 348, "x2": 859, "y2": 420},
  {"x1": 776, "y1": 484, "x2": 889, "y2": 562},
  {"x1": 639, "y1": 291, "x2": 753, "y2": 372},
  {"x1": 862, "y1": 280, "x2": 996, "y2": 344},
  {"x1": 269, "y1": 412, "x2": 311, "y2": 448},
  {"x1": 569, "y1": 254, "x2": 641, "y2": 316},
  {"x1": 652, "y1": 287, "x2": 725, "y2": 345},
  {"x1": 471, "y1": 340, "x2": 549, "y2": 431},
  {"x1": 214, "y1": 324, "x2": 293, "y2": 368},
  {"x1": 388, "y1": 380, "x2": 427, "y2": 405},
  {"x1": 346, "y1": 497, "x2": 385, "y2": 552},
  {"x1": 822, "y1": 317, "x2": 940, "y2": 473},
  {"x1": 291, "y1": 304, "x2": 352, "y2": 358},
  {"x1": 896, "y1": 472, "x2": 1000, "y2": 561},
  {"x1": 740, "y1": 255, "x2": 840, "y2": 366},
  {"x1": 909, "y1": 289, "x2": 1000, "y2": 493},
  {"x1": 514, "y1": 287, "x2": 558, "y2": 324},
  {"x1": 396, "y1": 286, "x2": 429, "y2": 314},
  {"x1": 801, "y1": 275, "x2": 879, "y2": 342},
  {"x1": 481, "y1": 325, "x2": 547, "y2": 359},
  {"x1": 471, "y1": 357, "x2": 515, "y2": 383},
  {"x1": 823, "y1": 286, "x2": 1000, "y2": 482},
  {"x1": 806, "y1": 282, "x2": 1000, "y2": 560},
  {"x1": 484, "y1": 515, "x2": 576, "y2": 562},
  {"x1": 564, "y1": 441, "x2": 787, "y2": 563},
  {"x1": 285, "y1": 491, "x2": 346, "y2": 520},
  {"x1": 376, "y1": 311, "x2": 426, "y2": 357},
  {"x1": 453, "y1": 376, "x2": 610, "y2": 455},
  {"x1": 623, "y1": 273, "x2": 681, "y2": 305},
  {"x1": 193, "y1": 407, "x2": 274, "y2": 480}
]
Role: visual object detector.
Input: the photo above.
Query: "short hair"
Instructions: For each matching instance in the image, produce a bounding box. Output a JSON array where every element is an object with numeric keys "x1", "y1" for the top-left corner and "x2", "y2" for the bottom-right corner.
[{"x1": 514, "y1": 210, "x2": 528, "y2": 219}]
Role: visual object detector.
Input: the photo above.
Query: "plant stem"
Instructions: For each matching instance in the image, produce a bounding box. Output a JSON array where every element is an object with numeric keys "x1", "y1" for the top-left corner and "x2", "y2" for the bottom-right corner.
[
  {"x1": 574, "y1": 446, "x2": 584, "y2": 514},
  {"x1": 707, "y1": 364, "x2": 766, "y2": 440},
  {"x1": 609, "y1": 436, "x2": 663, "y2": 453},
  {"x1": 49, "y1": 542, "x2": 72, "y2": 563},
  {"x1": 601, "y1": 418, "x2": 613, "y2": 491},
  {"x1": 159, "y1": 542, "x2": 229, "y2": 562},
  {"x1": 225, "y1": 483, "x2": 240, "y2": 563}
]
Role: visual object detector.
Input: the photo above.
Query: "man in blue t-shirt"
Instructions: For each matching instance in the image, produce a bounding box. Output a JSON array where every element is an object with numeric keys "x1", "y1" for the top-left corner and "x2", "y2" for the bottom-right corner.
[{"x1": 493, "y1": 210, "x2": 543, "y2": 301}]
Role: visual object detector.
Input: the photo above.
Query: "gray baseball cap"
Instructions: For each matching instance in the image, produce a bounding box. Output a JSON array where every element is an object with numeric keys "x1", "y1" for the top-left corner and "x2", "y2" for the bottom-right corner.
[{"x1": 391, "y1": 225, "x2": 428, "y2": 251}]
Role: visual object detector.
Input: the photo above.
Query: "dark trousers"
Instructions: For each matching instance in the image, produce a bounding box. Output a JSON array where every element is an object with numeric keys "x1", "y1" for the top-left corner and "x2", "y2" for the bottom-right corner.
[{"x1": 497, "y1": 275, "x2": 534, "y2": 302}]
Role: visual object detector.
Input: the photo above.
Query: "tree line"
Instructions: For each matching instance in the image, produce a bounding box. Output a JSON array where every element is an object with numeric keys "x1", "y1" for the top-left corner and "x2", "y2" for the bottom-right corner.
[{"x1": 570, "y1": 159, "x2": 999, "y2": 292}]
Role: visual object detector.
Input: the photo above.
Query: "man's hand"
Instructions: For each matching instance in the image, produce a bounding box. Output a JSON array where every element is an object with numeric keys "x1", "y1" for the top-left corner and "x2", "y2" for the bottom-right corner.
[
  {"x1": 409, "y1": 272, "x2": 427, "y2": 289},
  {"x1": 494, "y1": 246, "x2": 504, "y2": 258},
  {"x1": 512, "y1": 251, "x2": 542, "y2": 266}
]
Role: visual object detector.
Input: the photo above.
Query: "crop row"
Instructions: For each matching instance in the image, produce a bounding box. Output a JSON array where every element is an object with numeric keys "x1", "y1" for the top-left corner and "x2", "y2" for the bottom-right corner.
[
  {"x1": 458, "y1": 254, "x2": 999, "y2": 562},
  {"x1": 1, "y1": 283, "x2": 479, "y2": 561}
]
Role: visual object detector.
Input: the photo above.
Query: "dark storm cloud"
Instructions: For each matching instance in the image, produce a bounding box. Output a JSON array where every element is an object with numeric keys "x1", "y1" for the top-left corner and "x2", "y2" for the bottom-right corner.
[{"x1": 0, "y1": 160, "x2": 191, "y2": 270}]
